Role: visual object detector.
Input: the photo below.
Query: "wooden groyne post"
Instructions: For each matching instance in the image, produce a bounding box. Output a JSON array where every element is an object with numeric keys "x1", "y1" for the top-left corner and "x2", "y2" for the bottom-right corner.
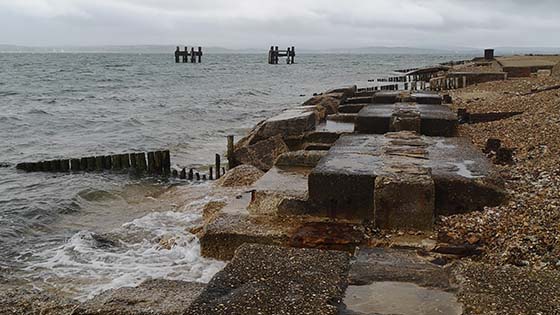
[
  {"x1": 175, "y1": 46, "x2": 203, "y2": 63},
  {"x1": 268, "y1": 46, "x2": 296, "y2": 64},
  {"x1": 16, "y1": 150, "x2": 171, "y2": 177}
]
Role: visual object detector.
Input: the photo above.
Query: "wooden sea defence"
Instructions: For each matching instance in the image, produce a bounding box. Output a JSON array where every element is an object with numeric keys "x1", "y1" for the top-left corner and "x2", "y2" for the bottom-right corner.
[
  {"x1": 16, "y1": 150, "x2": 171, "y2": 176},
  {"x1": 268, "y1": 46, "x2": 296, "y2": 64},
  {"x1": 175, "y1": 46, "x2": 203, "y2": 63}
]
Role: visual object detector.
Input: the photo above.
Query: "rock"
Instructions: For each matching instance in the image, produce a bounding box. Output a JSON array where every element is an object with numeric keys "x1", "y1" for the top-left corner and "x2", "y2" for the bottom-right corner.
[
  {"x1": 156, "y1": 235, "x2": 177, "y2": 250},
  {"x1": 216, "y1": 165, "x2": 264, "y2": 187},
  {"x1": 536, "y1": 69, "x2": 551, "y2": 78},
  {"x1": 325, "y1": 85, "x2": 357, "y2": 99},
  {"x1": 303, "y1": 95, "x2": 341, "y2": 114},
  {"x1": 186, "y1": 244, "x2": 351, "y2": 315},
  {"x1": 74, "y1": 279, "x2": 206, "y2": 315},
  {"x1": 301, "y1": 104, "x2": 327, "y2": 120},
  {"x1": 275, "y1": 150, "x2": 328, "y2": 168},
  {"x1": 552, "y1": 62, "x2": 560, "y2": 78},
  {"x1": 289, "y1": 222, "x2": 365, "y2": 252},
  {"x1": 232, "y1": 135, "x2": 289, "y2": 171}
]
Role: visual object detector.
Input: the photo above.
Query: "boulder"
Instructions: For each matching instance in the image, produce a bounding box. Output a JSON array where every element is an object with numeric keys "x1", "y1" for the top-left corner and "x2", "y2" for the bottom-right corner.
[
  {"x1": 275, "y1": 150, "x2": 328, "y2": 168},
  {"x1": 216, "y1": 165, "x2": 264, "y2": 187},
  {"x1": 302, "y1": 95, "x2": 341, "y2": 114},
  {"x1": 325, "y1": 85, "x2": 357, "y2": 99},
  {"x1": 232, "y1": 135, "x2": 289, "y2": 172}
]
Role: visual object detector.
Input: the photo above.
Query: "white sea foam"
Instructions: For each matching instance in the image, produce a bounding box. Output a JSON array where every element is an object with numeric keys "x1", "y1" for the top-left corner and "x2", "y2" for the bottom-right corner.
[
  {"x1": 27, "y1": 197, "x2": 225, "y2": 301},
  {"x1": 452, "y1": 160, "x2": 482, "y2": 178}
]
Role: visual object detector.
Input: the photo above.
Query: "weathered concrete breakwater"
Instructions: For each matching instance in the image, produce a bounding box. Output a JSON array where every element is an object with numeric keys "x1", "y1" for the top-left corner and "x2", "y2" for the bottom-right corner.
[
  {"x1": 196, "y1": 86, "x2": 505, "y2": 260},
  {"x1": 1, "y1": 82, "x2": 511, "y2": 314}
]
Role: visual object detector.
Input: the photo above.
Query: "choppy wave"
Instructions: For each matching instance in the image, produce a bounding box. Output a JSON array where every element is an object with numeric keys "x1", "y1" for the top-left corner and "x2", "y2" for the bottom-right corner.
[
  {"x1": 26, "y1": 109, "x2": 51, "y2": 115},
  {"x1": 0, "y1": 91, "x2": 18, "y2": 97},
  {"x1": 26, "y1": 198, "x2": 225, "y2": 301}
]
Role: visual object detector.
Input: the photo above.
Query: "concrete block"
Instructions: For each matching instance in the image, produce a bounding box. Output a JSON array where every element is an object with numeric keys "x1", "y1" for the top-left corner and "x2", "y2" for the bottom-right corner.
[
  {"x1": 374, "y1": 169, "x2": 435, "y2": 230},
  {"x1": 338, "y1": 104, "x2": 367, "y2": 113},
  {"x1": 199, "y1": 213, "x2": 296, "y2": 261},
  {"x1": 373, "y1": 91, "x2": 401, "y2": 104},
  {"x1": 390, "y1": 108, "x2": 421, "y2": 133},
  {"x1": 355, "y1": 104, "x2": 393, "y2": 134},
  {"x1": 345, "y1": 96, "x2": 373, "y2": 104},
  {"x1": 308, "y1": 151, "x2": 381, "y2": 220},
  {"x1": 412, "y1": 92, "x2": 442, "y2": 105},
  {"x1": 256, "y1": 109, "x2": 317, "y2": 140},
  {"x1": 416, "y1": 104, "x2": 458, "y2": 137}
]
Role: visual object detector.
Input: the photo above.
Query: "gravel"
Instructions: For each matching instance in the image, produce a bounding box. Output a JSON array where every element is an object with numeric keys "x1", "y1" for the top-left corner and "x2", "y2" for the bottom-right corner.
[
  {"x1": 435, "y1": 75, "x2": 560, "y2": 312},
  {"x1": 437, "y1": 76, "x2": 560, "y2": 269},
  {"x1": 186, "y1": 243, "x2": 351, "y2": 315}
]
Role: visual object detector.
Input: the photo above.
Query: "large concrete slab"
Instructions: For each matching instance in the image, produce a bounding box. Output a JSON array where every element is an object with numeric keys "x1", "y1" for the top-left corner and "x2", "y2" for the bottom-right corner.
[
  {"x1": 186, "y1": 244, "x2": 351, "y2": 315},
  {"x1": 356, "y1": 103, "x2": 458, "y2": 136},
  {"x1": 247, "y1": 166, "x2": 310, "y2": 216},
  {"x1": 199, "y1": 187, "x2": 366, "y2": 260},
  {"x1": 411, "y1": 92, "x2": 443, "y2": 105},
  {"x1": 308, "y1": 132, "x2": 505, "y2": 226},
  {"x1": 342, "y1": 248, "x2": 460, "y2": 315},
  {"x1": 255, "y1": 108, "x2": 317, "y2": 140},
  {"x1": 427, "y1": 137, "x2": 506, "y2": 215},
  {"x1": 348, "y1": 248, "x2": 450, "y2": 288}
]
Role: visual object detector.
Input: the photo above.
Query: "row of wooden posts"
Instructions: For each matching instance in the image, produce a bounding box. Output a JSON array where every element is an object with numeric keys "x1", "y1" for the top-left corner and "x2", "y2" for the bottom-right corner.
[
  {"x1": 430, "y1": 76, "x2": 468, "y2": 91},
  {"x1": 174, "y1": 135, "x2": 235, "y2": 181},
  {"x1": 16, "y1": 136, "x2": 238, "y2": 182},
  {"x1": 356, "y1": 81, "x2": 428, "y2": 92},
  {"x1": 175, "y1": 46, "x2": 203, "y2": 63},
  {"x1": 394, "y1": 67, "x2": 419, "y2": 73},
  {"x1": 268, "y1": 46, "x2": 296, "y2": 64},
  {"x1": 16, "y1": 150, "x2": 171, "y2": 175},
  {"x1": 173, "y1": 154, "x2": 226, "y2": 181},
  {"x1": 372, "y1": 74, "x2": 435, "y2": 83}
]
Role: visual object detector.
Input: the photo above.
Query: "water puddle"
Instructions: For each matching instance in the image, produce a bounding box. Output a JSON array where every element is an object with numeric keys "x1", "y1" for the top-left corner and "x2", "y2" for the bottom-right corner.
[
  {"x1": 317, "y1": 120, "x2": 355, "y2": 132},
  {"x1": 344, "y1": 282, "x2": 462, "y2": 315}
]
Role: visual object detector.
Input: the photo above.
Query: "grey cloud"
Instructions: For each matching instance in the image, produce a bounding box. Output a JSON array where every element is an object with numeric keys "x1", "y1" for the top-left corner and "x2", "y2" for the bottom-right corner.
[{"x1": 0, "y1": 0, "x2": 559, "y2": 49}]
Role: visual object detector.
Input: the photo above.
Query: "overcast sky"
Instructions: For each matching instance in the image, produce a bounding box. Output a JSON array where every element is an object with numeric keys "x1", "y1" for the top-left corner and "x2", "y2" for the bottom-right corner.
[{"x1": 1, "y1": 0, "x2": 560, "y2": 49}]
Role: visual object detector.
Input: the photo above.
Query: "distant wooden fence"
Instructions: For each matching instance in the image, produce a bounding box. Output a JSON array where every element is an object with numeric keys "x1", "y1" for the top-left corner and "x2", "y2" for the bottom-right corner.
[{"x1": 175, "y1": 46, "x2": 203, "y2": 63}]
